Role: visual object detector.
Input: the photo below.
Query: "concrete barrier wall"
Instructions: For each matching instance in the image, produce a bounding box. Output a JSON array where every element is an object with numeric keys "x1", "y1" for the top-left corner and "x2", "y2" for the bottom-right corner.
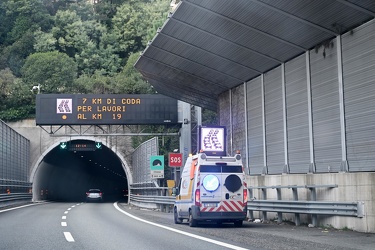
[{"x1": 246, "y1": 172, "x2": 375, "y2": 233}]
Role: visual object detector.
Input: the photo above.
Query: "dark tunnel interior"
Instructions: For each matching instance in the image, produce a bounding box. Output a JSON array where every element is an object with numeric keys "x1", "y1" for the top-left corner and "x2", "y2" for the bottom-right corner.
[{"x1": 34, "y1": 139, "x2": 128, "y2": 202}]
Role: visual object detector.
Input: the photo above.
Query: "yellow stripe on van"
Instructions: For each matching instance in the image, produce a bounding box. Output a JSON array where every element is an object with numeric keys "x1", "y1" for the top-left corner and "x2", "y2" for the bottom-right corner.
[
  {"x1": 189, "y1": 158, "x2": 197, "y2": 179},
  {"x1": 178, "y1": 178, "x2": 194, "y2": 200}
]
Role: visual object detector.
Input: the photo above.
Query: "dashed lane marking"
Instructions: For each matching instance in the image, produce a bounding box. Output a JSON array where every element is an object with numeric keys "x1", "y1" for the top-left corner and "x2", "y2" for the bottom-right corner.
[{"x1": 63, "y1": 232, "x2": 75, "y2": 242}]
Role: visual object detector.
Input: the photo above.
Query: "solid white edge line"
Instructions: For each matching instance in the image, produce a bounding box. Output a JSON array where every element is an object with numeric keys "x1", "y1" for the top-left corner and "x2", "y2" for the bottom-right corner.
[
  {"x1": 113, "y1": 202, "x2": 249, "y2": 250},
  {"x1": 0, "y1": 202, "x2": 48, "y2": 213},
  {"x1": 63, "y1": 232, "x2": 75, "y2": 242}
]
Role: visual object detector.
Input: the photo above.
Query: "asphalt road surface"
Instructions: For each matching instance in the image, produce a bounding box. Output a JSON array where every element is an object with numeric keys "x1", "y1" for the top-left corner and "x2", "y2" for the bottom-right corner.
[{"x1": 0, "y1": 202, "x2": 374, "y2": 250}]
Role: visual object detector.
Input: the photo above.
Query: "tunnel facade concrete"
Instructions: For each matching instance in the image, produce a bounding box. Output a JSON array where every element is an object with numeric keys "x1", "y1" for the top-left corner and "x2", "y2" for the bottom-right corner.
[{"x1": 8, "y1": 119, "x2": 133, "y2": 202}]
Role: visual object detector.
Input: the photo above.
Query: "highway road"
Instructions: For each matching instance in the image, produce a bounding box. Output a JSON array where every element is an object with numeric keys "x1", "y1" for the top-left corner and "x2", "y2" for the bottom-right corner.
[{"x1": 0, "y1": 202, "x2": 374, "y2": 250}]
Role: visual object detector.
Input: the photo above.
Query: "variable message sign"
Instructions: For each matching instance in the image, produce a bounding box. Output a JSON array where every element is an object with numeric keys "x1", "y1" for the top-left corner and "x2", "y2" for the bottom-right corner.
[
  {"x1": 198, "y1": 125, "x2": 227, "y2": 156},
  {"x1": 36, "y1": 94, "x2": 179, "y2": 125}
]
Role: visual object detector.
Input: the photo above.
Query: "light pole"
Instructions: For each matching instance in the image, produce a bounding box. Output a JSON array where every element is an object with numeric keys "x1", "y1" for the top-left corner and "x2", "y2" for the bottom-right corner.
[
  {"x1": 31, "y1": 84, "x2": 40, "y2": 94},
  {"x1": 173, "y1": 149, "x2": 179, "y2": 184}
]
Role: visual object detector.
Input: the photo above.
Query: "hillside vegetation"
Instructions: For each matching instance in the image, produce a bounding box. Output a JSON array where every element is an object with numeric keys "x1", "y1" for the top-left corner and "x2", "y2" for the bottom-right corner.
[{"x1": 0, "y1": 0, "x2": 172, "y2": 121}]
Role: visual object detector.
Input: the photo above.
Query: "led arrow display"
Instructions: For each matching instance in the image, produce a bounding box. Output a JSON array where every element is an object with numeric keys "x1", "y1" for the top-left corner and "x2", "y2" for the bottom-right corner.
[{"x1": 60, "y1": 142, "x2": 67, "y2": 150}]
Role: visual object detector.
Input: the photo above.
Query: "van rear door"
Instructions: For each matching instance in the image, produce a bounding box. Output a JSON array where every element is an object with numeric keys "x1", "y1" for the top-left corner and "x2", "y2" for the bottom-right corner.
[
  {"x1": 199, "y1": 164, "x2": 244, "y2": 212},
  {"x1": 199, "y1": 164, "x2": 222, "y2": 211},
  {"x1": 220, "y1": 165, "x2": 244, "y2": 212}
]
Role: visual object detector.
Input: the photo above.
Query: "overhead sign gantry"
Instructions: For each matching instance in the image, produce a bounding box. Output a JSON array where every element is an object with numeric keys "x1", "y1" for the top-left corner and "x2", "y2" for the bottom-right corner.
[{"x1": 36, "y1": 94, "x2": 179, "y2": 125}]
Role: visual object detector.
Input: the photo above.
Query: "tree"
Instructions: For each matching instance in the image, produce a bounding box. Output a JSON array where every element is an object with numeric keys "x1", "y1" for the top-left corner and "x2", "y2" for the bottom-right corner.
[
  {"x1": 33, "y1": 28, "x2": 57, "y2": 52},
  {"x1": 0, "y1": 68, "x2": 35, "y2": 121},
  {"x1": 143, "y1": 0, "x2": 170, "y2": 43},
  {"x1": 5, "y1": 0, "x2": 53, "y2": 42},
  {"x1": 0, "y1": 68, "x2": 16, "y2": 102},
  {"x1": 0, "y1": 0, "x2": 174, "y2": 121},
  {"x1": 74, "y1": 71, "x2": 116, "y2": 94},
  {"x1": 21, "y1": 51, "x2": 77, "y2": 93},
  {"x1": 113, "y1": 52, "x2": 154, "y2": 94},
  {"x1": 202, "y1": 109, "x2": 218, "y2": 125},
  {"x1": 111, "y1": 0, "x2": 151, "y2": 58},
  {"x1": 51, "y1": 9, "x2": 87, "y2": 57},
  {"x1": 1, "y1": 31, "x2": 36, "y2": 76},
  {"x1": 74, "y1": 22, "x2": 122, "y2": 76},
  {"x1": 0, "y1": 0, "x2": 53, "y2": 74},
  {"x1": 0, "y1": 0, "x2": 13, "y2": 47},
  {"x1": 37, "y1": 8, "x2": 122, "y2": 76}
]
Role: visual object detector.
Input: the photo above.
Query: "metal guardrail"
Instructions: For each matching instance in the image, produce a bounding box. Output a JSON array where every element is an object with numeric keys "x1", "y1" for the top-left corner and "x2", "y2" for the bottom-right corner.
[
  {"x1": 129, "y1": 184, "x2": 364, "y2": 227},
  {"x1": 248, "y1": 184, "x2": 364, "y2": 226},
  {"x1": 130, "y1": 194, "x2": 174, "y2": 212},
  {"x1": 0, "y1": 180, "x2": 33, "y2": 208},
  {"x1": 248, "y1": 199, "x2": 363, "y2": 216},
  {"x1": 247, "y1": 200, "x2": 364, "y2": 218},
  {"x1": 0, "y1": 193, "x2": 32, "y2": 201},
  {"x1": 130, "y1": 194, "x2": 175, "y2": 205}
]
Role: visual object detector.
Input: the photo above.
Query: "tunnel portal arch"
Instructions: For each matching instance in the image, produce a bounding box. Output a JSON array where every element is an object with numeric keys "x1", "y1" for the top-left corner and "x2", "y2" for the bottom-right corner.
[{"x1": 30, "y1": 136, "x2": 133, "y2": 202}]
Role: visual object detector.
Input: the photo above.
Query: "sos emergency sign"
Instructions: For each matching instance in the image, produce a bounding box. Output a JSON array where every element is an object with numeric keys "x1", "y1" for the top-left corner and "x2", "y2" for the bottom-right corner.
[{"x1": 169, "y1": 153, "x2": 183, "y2": 167}]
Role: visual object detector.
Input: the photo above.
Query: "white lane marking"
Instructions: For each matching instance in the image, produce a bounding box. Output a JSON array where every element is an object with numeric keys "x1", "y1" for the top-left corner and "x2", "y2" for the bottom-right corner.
[
  {"x1": 113, "y1": 202, "x2": 248, "y2": 250},
  {"x1": 61, "y1": 222, "x2": 67, "y2": 227},
  {"x1": 71, "y1": 205, "x2": 76, "y2": 208},
  {"x1": 64, "y1": 211, "x2": 69, "y2": 214},
  {"x1": 67, "y1": 208, "x2": 72, "y2": 210},
  {"x1": 0, "y1": 202, "x2": 50, "y2": 213},
  {"x1": 63, "y1": 232, "x2": 75, "y2": 242},
  {"x1": 62, "y1": 216, "x2": 67, "y2": 220}
]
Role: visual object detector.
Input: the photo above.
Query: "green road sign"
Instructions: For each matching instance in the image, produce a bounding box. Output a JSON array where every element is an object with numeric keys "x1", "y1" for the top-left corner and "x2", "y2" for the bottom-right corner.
[
  {"x1": 150, "y1": 155, "x2": 164, "y2": 179},
  {"x1": 95, "y1": 142, "x2": 102, "y2": 149}
]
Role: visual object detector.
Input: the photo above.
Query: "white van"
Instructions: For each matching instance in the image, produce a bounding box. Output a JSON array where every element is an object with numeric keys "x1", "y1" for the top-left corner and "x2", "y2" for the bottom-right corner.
[{"x1": 173, "y1": 151, "x2": 248, "y2": 227}]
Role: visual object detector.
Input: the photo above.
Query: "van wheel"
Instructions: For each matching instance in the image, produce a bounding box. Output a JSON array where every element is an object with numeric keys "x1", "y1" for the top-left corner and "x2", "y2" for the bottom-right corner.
[
  {"x1": 174, "y1": 207, "x2": 182, "y2": 224},
  {"x1": 234, "y1": 220, "x2": 243, "y2": 227},
  {"x1": 188, "y1": 210, "x2": 197, "y2": 227}
]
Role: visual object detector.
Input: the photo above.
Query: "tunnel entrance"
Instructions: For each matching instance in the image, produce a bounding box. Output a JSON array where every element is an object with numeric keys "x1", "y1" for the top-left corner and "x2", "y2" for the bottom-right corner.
[{"x1": 33, "y1": 139, "x2": 128, "y2": 202}]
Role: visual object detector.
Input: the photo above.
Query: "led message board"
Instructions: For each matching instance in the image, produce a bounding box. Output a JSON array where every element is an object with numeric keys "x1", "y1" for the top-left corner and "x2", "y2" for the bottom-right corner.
[
  {"x1": 36, "y1": 94, "x2": 179, "y2": 125},
  {"x1": 198, "y1": 125, "x2": 227, "y2": 156}
]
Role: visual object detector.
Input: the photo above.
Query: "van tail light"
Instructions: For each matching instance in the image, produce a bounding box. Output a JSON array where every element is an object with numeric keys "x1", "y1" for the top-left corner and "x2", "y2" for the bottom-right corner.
[
  {"x1": 195, "y1": 189, "x2": 201, "y2": 206},
  {"x1": 86, "y1": 192, "x2": 89, "y2": 196},
  {"x1": 243, "y1": 188, "x2": 248, "y2": 204},
  {"x1": 99, "y1": 192, "x2": 103, "y2": 196}
]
